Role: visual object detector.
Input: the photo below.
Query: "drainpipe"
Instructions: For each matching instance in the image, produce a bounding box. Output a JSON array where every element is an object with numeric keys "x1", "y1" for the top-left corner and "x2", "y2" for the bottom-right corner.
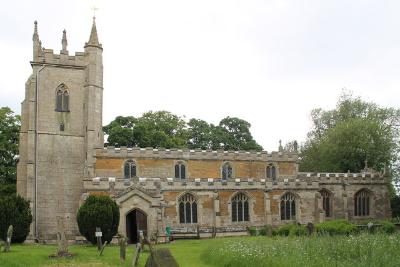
[{"x1": 34, "y1": 64, "x2": 46, "y2": 242}]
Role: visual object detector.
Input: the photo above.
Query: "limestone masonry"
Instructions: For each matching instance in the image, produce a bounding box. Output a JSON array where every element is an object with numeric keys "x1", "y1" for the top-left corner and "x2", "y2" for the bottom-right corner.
[{"x1": 17, "y1": 19, "x2": 391, "y2": 243}]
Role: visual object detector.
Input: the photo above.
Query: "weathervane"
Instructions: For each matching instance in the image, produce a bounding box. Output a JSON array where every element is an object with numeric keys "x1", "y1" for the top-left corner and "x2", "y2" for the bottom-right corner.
[{"x1": 91, "y1": 6, "x2": 98, "y2": 19}]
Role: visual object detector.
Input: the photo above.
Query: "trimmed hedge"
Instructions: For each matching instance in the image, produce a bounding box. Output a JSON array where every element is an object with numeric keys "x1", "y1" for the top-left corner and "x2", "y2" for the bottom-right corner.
[
  {"x1": 274, "y1": 224, "x2": 307, "y2": 237},
  {"x1": 315, "y1": 220, "x2": 357, "y2": 235},
  {"x1": 0, "y1": 194, "x2": 32, "y2": 243},
  {"x1": 77, "y1": 195, "x2": 120, "y2": 245}
]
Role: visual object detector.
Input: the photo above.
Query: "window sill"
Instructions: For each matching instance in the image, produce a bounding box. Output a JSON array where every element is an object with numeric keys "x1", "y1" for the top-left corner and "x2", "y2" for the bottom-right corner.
[{"x1": 55, "y1": 109, "x2": 70, "y2": 113}]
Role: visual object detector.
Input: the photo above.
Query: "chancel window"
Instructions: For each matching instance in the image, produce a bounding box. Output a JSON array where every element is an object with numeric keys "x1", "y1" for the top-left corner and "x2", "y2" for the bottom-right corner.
[
  {"x1": 231, "y1": 193, "x2": 249, "y2": 222},
  {"x1": 124, "y1": 160, "x2": 137, "y2": 178},
  {"x1": 354, "y1": 189, "x2": 370, "y2": 216},
  {"x1": 281, "y1": 193, "x2": 296, "y2": 220},
  {"x1": 175, "y1": 162, "x2": 186, "y2": 179},
  {"x1": 179, "y1": 193, "x2": 197, "y2": 224},
  {"x1": 266, "y1": 164, "x2": 276, "y2": 181},
  {"x1": 222, "y1": 162, "x2": 233, "y2": 180},
  {"x1": 55, "y1": 84, "x2": 69, "y2": 112},
  {"x1": 320, "y1": 189, "x2": 332, "y2": 217}
]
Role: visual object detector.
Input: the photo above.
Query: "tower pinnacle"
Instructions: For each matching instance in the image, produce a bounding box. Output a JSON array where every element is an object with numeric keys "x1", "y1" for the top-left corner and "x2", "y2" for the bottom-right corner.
[
  {"x1": 61, "y1": 29, "x2": 68, "y2": 54},
  {"x1": 86, "y1": 16, "x2": 101, "y2": 47}
]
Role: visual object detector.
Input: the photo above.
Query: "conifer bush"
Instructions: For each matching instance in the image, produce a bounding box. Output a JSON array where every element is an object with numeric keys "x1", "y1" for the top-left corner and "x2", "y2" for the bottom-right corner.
[
  {"x1": 77, "y1": 195, "x2": 119, "y2": 245},
  {"x1": 0, "y1": 194, "x2": 32, "y2": 243}
]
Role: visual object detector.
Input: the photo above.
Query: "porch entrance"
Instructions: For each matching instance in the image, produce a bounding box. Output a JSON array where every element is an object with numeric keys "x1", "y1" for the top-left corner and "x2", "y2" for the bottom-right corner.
[{"x1": 126, "y1": 209, "x2": 147, "y2": 244}]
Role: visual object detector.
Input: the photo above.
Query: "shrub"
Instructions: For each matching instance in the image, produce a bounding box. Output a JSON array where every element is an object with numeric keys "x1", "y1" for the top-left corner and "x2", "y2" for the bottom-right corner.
[
  {"x1": 273, "y1": 224, "x2": 306, "y2": 237},
  {"x1": 248, "y1": 227, "x2": 258, "y2": 236},
  {"x1": 378, "y1": 220, "x2": 396, "y2": 234},
  {"x1": 0, "y1": 194, "x2": 32, "y2": 243},
  {"x1": 289, "y1": 225, "x2": 307, "y2": 236},
  {"x1": 77, "y1": 195, "x2": 120, "y2": 245},
  {"x1": 315, "y1": 220, "x2": 357, "y2": 235}
]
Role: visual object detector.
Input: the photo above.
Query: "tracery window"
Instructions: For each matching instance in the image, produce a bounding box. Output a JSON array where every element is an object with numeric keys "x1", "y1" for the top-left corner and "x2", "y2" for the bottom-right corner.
[
  {"x1": 175, "y1": 162, "x2": 186, "y2": 179},
  {"x1": 124, "y1": 160, "x2": 137, "y2": 178},
  {"x1": 55, "y1": 84, "x2": 69, "y2": 112},
  {"x1": 354, "y1": 189, "x2": 370, "y2": 216},
  {"x1": 231, "y1": 193, "x2": 249, "y2": 222},
  {"x1": 179, "y1": 193, "x2": 197, "y2": 224},
  {"x1": 280, "y1": 193, "x2": 296, "y2": 220},
  {"x1": 266, "y1": 164, "x2": 276, "y2": 181},
  {"x1": 222, "y1": 162, "x2": 233, "y2": 180},
  {"x1": 320, "y1": 189, "x2": 332, "y2": 217}
]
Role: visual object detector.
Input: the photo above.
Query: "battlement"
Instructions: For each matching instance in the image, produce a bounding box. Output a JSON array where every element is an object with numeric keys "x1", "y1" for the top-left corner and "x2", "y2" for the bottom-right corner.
[
  {"x1": 32, "y1": 49, "x2": 86, "y2": 68},
  {"x1": 298, "y1": 172, "x2": 386, "y2": 184},
  {"x1": 94, "y1": 146, "x2": 299, "y2": 162}
]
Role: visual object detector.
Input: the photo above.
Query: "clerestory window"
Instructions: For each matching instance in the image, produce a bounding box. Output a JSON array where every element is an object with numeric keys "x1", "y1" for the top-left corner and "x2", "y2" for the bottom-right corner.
[
  {"x1": 124, "y1": 160, "x2": 137, "y2": 178},
  {"x1": 175, "y1": 162, "x2": 186, "y2": 179}
]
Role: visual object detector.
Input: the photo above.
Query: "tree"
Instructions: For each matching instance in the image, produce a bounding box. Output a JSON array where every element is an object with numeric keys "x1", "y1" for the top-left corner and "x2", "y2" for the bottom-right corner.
[
  {"x1": 0, "y1": 107, "x2": 20, "y2": 185},
  {"x1": 77, "y1": 195, "x2": 119, "y2": 245},
  {"x1": 299, "y1": 92, "x2": 400, "y2": 189},
  {"x1": 104, "y1": 112, "x2": 263, "y2": 151},
  {"x1": 215, "y1": 117, "x2": 263, "y2": 151},
  {"x1": 0, "y1": 194, "x2": 32, "y2": 243}
]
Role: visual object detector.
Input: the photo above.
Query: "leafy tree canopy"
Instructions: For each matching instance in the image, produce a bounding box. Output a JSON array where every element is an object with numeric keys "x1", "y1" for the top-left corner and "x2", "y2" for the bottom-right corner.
[
  {"x1": 104, "y1": 112, "x2": 262, "y2": 151},
  {"x1": 0, "y1": 107, "x2": 20, "y2": 185},
  {"x1": 299, "y1": 92, "x2": 400, "y2": 189}
]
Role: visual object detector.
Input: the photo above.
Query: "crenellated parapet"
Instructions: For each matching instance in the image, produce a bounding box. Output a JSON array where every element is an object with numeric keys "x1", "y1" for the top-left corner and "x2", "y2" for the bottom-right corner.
[
  {"x1": 298, "y1": 172, "x2": 387, "y2": 185},
  {"x1": 94, "y1": 147, "x2": 299, "y2": 162}
]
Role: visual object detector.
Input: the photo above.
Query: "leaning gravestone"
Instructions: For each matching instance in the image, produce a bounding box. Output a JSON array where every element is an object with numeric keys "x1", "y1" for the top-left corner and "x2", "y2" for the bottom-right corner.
[
  {"x1": 306, "y1": 222, "x2": 314, "y2": 236},
  {"x1": 3, "y1": 225, "x2": 13, "y2": 252},
  {"x1": 119, "y1": 235, "x2": 127, "y2": 263},
  {"x1": 56, "y1": 217, "x2": 69, "y2": 256},
  {"x1": 145, "y1": 248, "x2": 179, "y2": 267}
]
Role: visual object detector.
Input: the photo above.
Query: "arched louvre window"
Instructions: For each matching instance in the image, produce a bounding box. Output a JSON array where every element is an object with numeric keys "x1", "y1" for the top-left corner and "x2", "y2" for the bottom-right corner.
[
  {"x1": 55, "y1": 84, "x2": 69, "y2": 112},
  {"x1": 222, "y1": 162, "x2": 233, "y2": 180},
  {"x1": 320, "y1": 189, "x2": 332, "y2": 217},
  {"x1": 354, "y1": 189, "x2": 370, "y2": 216},
  {"x1": 281, "y1": 193, "x2": 296, "y2": 220},
  {"x1": 231, "y1": 193, "x2": 249, "y2": 222},
  {"x1": 179, "y1": 193, "x2": 197, "y2": 224},
  {"x1": 175, "y1": 162, "x2": 186, "y2": 179},
  {"x1": 266, "y1": 164, "x2": 276, "y2": 181},
  {"x1": 124, "y1": 160, "x2": 137, "y2": 178}
]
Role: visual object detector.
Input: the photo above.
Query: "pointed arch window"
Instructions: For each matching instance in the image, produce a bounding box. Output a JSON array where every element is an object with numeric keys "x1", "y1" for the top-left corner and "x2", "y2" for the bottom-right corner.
[
  {"x1": 175, "y1": 162, "x2": 186, "y2": 179},
  {"x1": 179, "y1": 193, "x2": 197, "y2": 224},
  {"x1": 281, "y1": 193, "x2": 296, "y2": 220},
  {"x1": 222, "y1": 162, "x2": 233, "y2": 180},
  {"x1": 320, "y1": 189, "x2": 332, "y2": 217},
  {"x1": 266, "y1": 164, "x2": 276, "y2": 181},
  {"x1": 124, "y1": 160, "x2": 137, "y2": 178},
  {"x1": 55, "y1": 84, "x2": 69, "y2": 112},
  {"x1": 231, "y1": 193, "x2": 249, "y2": 222},
  {"x1": 354, "y1": 189, "x2": 370, "y2": 216}
]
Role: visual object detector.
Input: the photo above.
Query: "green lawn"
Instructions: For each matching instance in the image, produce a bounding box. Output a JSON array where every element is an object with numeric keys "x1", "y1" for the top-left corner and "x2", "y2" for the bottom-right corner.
[{"x1": 1, "y1": 234, "x2": 400, "y2": 267}]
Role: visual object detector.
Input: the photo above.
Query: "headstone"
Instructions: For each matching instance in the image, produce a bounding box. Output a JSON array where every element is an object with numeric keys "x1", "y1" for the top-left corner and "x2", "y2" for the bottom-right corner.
[
  {"x1": 132, "y1": 243, "x2": 142, "y2": 267},
  {"x1": 99, "y1": 241, "x2": 108, "y2": 256},
  {"x1": 367, "y1": 222, "x2": 374, "y2": 233},
  {"x1": 3, "y1": 225, "x2": 13, "y2": 252},
  {"x1": 306, "y1": 222, "x2": 314, "y2": 236},
  {"x1": 56, "y1": 218, "x2": 68, "y2": 256},
  {"x1": 119, "y1": 235, "x2": 127, "y2": 263},
  {"x1": 95, "y1": 227, "x2": 103, "y2": 251}
]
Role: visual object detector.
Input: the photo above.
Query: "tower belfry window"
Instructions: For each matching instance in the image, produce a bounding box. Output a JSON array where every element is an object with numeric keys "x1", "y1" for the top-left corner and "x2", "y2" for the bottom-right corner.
[{"x1": 55, "y1": 84, "x2": 69, "y2": 112}]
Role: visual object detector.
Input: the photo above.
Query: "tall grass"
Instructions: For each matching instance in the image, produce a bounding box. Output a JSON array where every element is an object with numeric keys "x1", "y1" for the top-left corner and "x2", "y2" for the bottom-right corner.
[{"x1": 202, "y1": 233, "x2": 400, "y2": 267}]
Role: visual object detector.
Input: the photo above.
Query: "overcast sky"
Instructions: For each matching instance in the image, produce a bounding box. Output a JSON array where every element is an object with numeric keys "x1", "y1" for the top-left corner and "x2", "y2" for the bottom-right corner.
[{"x1": 1, "y1": 0, "x2": 399, "y2": 151}]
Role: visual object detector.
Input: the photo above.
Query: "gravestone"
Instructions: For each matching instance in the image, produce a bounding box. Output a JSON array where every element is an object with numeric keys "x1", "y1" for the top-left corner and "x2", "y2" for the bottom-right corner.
[
  {"x1": 119, "y1": 235, "x2": 127, "y2": 263},
  {"x1": 95, "y1": 227, "x2": 103, "y2": 251},
  {"x1": 56, "y1": 218, "x2": 68, "y2": 255},
  {"x1": 306, "y1": 222, "x2": 314, "y2": 236},
  {"x1": 3, "y1": 225, "x2": 13, "y2": 252},
  {"x1": 99, "y1": 241, "x2": 108, "y2": 256}
]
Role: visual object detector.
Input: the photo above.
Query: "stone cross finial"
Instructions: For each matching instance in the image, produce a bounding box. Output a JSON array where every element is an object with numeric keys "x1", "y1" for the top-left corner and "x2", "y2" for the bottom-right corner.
[{"x1": 92, "y1": 6, "x2": 98, "y2": 19}]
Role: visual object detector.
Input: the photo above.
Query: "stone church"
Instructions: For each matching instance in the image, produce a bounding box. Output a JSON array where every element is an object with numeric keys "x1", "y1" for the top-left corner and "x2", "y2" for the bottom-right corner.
[{"x1": 17, "y1": 19, "x2": 391, "y2": 243}]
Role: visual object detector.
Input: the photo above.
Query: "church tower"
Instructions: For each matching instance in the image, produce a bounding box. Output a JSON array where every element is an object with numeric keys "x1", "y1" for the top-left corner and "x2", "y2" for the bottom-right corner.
[{"x1": 17, "y1": 18, "x2": 104, "y2": 240}]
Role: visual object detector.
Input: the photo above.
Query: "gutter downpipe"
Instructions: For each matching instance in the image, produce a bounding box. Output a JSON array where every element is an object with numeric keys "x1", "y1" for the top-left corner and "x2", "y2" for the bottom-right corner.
[{"x1": 34, "y1": 64, "x2": 46, "y2": 242}]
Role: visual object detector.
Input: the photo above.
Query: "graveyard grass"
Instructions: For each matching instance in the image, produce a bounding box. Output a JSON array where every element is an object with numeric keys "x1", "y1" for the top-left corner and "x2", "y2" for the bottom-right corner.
[{"x1": 1, "y1": 233, "x2": 400, "y2": 267}]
